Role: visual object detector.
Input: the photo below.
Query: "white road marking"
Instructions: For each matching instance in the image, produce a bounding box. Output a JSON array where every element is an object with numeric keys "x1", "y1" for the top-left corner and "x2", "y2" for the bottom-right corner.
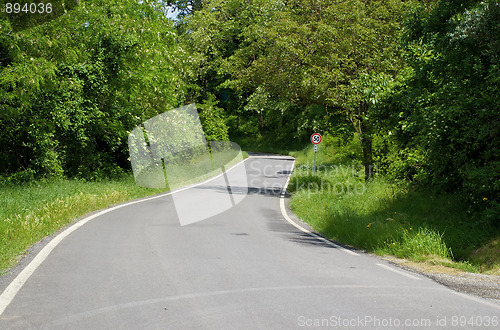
[
  {"x1": 376, "y1": 265, "x2": 500, "y2": 309},
  {"x1": 278, "y1": 159, "x2": 358, "y2": 256},
  {"x1": 0, "y1": 158, "x2": 249, "y2": 316},
  {"x1": 2, "y1": 155, "x2": 499, "y2": 318},
  {"x1": 376, "y1": 263, "x2": 421, "y2": 280},
  {"x1": 449, "y1": 287, "x2": 500, "y2": 310},
  {"x1": 279, "y1": 157, "x2": 500, "y2": 308}
]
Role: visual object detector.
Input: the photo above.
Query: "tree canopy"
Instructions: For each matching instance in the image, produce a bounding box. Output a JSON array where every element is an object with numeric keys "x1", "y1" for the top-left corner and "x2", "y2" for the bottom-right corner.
[
  {"x1": 0, "y1": 0, "x2": 182, "y2": 180},
  {"x1": 181, "y1": 0, "x2": 425, "y2": 180},
  {"x1": 378, "y1": 0, "x2": 499, "y2": 219},
  {"x1": 0, "y1": 0, "x2": 497, "y2": 223}
]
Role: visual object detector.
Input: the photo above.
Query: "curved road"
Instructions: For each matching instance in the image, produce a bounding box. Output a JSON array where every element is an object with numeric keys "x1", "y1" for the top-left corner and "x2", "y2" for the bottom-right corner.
[{"x1": 0, "y1": 155, "x2": 499, "y2": 329}]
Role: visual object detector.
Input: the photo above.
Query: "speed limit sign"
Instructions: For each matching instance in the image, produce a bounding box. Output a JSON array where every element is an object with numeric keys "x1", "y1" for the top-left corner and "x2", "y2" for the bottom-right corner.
[{"x1": 310, "y1": 133, "x2": 322, "y2": 145}]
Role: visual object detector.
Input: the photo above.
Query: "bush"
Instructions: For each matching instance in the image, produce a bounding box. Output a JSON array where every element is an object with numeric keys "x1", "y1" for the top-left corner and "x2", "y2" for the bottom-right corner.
[
  {"x1": 1, "y1": 170, "x2": 36, "y2": 185},
  {"x1": 197, "y1": 94, "x2": 230, "y2": 142},
  {"x1": 375, "y1": 0, "x2": 500, "y2": 219}
]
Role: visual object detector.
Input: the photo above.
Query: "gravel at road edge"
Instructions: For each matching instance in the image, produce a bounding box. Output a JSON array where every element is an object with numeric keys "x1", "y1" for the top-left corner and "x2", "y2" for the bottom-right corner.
[{"x1": 386, "y1": 257, "x2": 500, "y2": 303}]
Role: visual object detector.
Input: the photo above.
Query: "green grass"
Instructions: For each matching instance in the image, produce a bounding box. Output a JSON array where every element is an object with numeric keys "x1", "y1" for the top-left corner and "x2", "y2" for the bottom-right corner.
[
  {"x1": 469, "y1": 238, "x2": 500, "y2": 275},
  {"x1": 0, "y1": 176, "x2": 166, "y2": 274},
  {"x1": 287, "y1": 136, "x2": 498, "y2": 274},
  {"x1": 289, "y1": 134, "x2": 362, "y2": 166}
]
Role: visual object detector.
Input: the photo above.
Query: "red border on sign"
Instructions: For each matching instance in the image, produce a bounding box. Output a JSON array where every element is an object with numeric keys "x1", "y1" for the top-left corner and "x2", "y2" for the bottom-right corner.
[{"x1": 310, "y1": 133, "x2": 322, "y2": 145}]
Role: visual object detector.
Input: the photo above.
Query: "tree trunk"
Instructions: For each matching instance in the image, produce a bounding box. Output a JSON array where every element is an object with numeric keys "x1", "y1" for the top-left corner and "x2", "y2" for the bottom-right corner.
[
  {"x1": 360, "y1": 128, "x2": 373, "y2": 182},
  {"x1": 258, "y1": 112, "x2": 264, "y2": 130},
  {"x1": 355, "y1": 102, "x2": 373, "y2": 182}
]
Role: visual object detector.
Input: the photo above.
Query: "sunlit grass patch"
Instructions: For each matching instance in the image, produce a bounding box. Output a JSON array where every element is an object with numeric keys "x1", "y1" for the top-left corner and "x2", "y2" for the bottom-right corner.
[{"x1": 376, "y1": 227, "x2": 450, "y2": 260}]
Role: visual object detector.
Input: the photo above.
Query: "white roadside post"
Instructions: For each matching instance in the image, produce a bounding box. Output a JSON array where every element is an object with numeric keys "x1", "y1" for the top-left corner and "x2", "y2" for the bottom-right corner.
[{"x1": 310, "y1": 133, "x2": 322, "y2": 174}]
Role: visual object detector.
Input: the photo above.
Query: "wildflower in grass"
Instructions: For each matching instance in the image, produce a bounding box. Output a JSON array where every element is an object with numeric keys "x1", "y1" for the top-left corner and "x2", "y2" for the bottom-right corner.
[
  {"x1": 366, "y1": 223, "x2": 372, "y2": 228},
  {"x1": 483, "y1": 197, "x2": 487, "y2": 201}
]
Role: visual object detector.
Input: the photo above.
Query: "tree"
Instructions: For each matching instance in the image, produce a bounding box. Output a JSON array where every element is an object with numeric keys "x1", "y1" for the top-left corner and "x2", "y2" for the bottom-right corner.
[
  {"x1": 0, "y1": 0, "x2": 182, "y2": 180},
  {"x1": 379, "y1": 0, "x2": 499, "y2": 220},
  {"x1": 179, "y1": 0, "x2": 354, "y2": 144},
  {"x1": 177, "y1": 0, "x2": 287, "y2": 138},
  {"x1": 224, "y1": 0, "x2": 419, "y2": 180}
]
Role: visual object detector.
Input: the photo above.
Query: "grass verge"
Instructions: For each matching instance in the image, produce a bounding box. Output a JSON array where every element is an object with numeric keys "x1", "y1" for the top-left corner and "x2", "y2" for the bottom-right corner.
[
  {"x1": 0, "y1": 176, "x2": 165, "y2": 274},
  {"x1": 287, "y1": 136, "x2": 499, "y2": 275}
]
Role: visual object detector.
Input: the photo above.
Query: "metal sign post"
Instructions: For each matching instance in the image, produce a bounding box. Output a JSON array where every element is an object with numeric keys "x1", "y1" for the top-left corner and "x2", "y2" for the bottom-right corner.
[
  {"x1": 310, "y1": 133, "x2": 322, "y2": 174},
  {"x1": 313, "y1": 145, "x2": 318, "y2": 174}
]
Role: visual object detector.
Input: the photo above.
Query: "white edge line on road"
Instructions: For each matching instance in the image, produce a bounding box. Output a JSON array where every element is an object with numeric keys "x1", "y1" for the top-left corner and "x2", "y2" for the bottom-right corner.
[
  {"x1": 449, "y1": 286, "x2": 500, "y2": 311},
  {"x1": 376, "y1": 263, "x2": 421, "y2": 280},
  {"x1": 0, "y1": 157, "x2": 249, "y2": 316},
  {"x1": 278, "y1": 159, "x2": 358, "y2": 256},
  {"x1": 274, "y1": 156, "x2": 500, "y2": 306}
]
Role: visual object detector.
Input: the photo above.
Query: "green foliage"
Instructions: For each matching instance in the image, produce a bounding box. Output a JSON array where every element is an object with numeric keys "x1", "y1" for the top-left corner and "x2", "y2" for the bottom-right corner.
[
  {"x1": 197, "y1": 94, "x2": 229, "y2": 142},
  {"x1": 289, "y1": 134, "x2": 362, "y2": 167},
  {"x1": 226, "y1": 0, "x2": 411, "y2": 107},
  {"x1": 377, "y1": 0, "x2": 499, "y2": 222},
  {"x1": 0, "y1": 0, "x2": 182, "y2": 180},
  {"x1": 244, "y1": 87, "x2": 335, "y2": 140},
  {"x1": 231, "y1": 132, "x2": 308, "y2": 155},
  {"x1": 165, "y1": 0, "x2": 203, "y2": 19},
  {"x1": 380, "y1": 227, "x2": 451, "y2": 260},
  {"x1": 180, "y1": 0, "x2": 416, "y2": 152},
  {"x1": 177, "y1": 0, "x2": 286, "y2": 139},
  {"x1": 220, "y1": 0, "x2": 424, "y2": 180}
]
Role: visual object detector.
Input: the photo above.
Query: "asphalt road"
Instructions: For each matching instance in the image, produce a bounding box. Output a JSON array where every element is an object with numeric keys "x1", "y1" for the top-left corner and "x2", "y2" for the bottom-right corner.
[{"x1": 0, "y1": 155, "x2": 499, "y2": 329}]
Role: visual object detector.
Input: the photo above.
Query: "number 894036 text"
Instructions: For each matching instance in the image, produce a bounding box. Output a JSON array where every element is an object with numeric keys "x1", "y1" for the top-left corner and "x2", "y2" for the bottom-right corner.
[{"x1": 5, "y1": 3, "x2": 53, "y2": 14}]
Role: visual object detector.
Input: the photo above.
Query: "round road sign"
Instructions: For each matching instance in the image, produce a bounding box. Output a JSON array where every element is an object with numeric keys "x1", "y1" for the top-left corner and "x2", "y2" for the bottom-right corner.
[{"x1": 310, "y1": 133, "x2": 322, "y2": 145}]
